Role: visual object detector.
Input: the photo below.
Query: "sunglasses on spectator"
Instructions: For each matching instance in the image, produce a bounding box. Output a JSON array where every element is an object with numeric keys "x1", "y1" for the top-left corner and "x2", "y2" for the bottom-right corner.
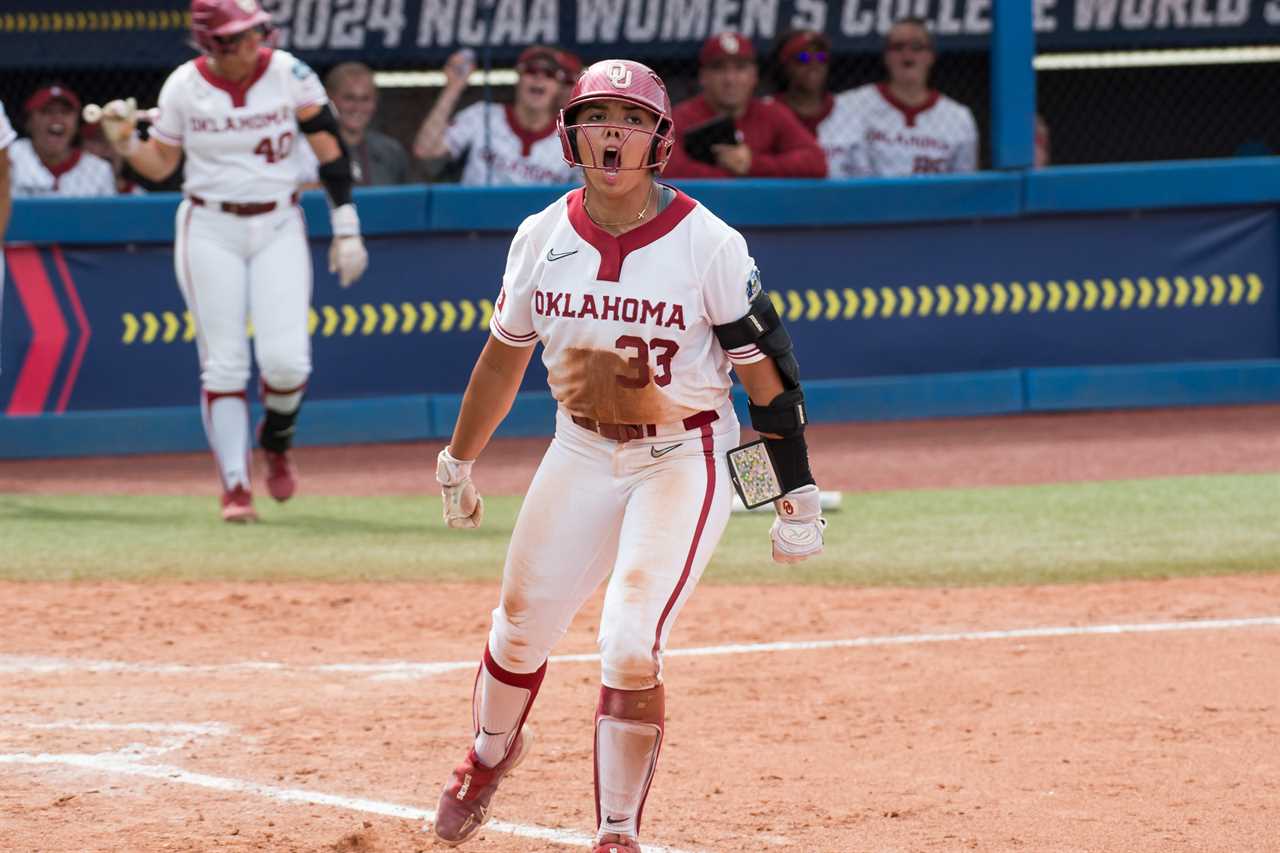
[
  {"x1": 791, "y1": 50, "x2": 828, "y2": 65},
  {"x1": 887, "y1": 40, "x2": 931, "y2": 53}
]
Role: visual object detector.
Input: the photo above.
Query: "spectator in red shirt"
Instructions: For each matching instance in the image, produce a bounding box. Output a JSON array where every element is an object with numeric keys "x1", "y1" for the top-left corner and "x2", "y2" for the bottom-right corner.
[
  {"x1": 665, "y1": 31, "x2": 826, "y2": 179},
  {"x1": 770, "y1": 29, "x2": 834, "y2": 137}
]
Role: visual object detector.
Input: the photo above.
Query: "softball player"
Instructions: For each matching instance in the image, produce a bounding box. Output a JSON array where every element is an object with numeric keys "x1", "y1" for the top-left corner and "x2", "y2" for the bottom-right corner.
[
  {"x1": 95, "y1": 0, "x2": 368, "y2": 522},
  {"x1": 430, "y1": 60, "x2": 826, "y2": 853}
]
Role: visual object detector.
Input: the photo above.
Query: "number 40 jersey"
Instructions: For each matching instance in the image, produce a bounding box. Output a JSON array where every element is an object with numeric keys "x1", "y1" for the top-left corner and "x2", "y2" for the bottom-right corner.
[
  {"x1": 490, "y1": 186, "x2": 768, "y2": 427},
  {"x1": 150, "y1": 47, "x2": 327, "y2": 202}
]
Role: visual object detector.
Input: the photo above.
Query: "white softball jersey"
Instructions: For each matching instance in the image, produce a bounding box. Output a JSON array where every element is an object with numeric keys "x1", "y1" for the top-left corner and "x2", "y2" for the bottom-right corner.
[
  {"x1": 490, "y1": 186, "x2": 766, "y2": 426},
  {"x1": 150, "y1": 47, "x2": 327, "y2": 202},
  {"x1": 445, "y1": 101, "x2": 579, "y2": 187},
  {"x1": 821, "y1": 83, "x2": 978, "y2": 178},
  {"x1": 8, "y1": 139, "x2": 116, "y2": 197}
]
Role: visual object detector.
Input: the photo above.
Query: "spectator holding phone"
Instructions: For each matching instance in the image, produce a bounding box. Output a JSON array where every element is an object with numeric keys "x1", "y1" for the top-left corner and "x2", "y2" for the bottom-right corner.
[
  {"x1": 665, "y1": 32, "x2": 825, "y2": 179},
  {"x1": 413, "y1": 45, "x2": 581, "y2": 186}
]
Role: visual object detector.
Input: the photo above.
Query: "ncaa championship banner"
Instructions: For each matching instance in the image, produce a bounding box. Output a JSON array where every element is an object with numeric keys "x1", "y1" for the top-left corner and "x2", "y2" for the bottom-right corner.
[
  {"x1": 0, "y1": 0, "x2": 1278, "y2": 70},
  {"x1": 1, "y1": 205, "x2": 1275, "y2": 415}
]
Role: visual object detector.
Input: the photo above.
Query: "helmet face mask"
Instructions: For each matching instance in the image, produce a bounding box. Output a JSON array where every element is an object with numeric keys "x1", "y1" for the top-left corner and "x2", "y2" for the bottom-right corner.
[
  {"x1": 561, "y1": 100, "x2": 669, "y2": 174},
  {"x1": 557, "y1": 60, "x2": 674, "y2": 174}
]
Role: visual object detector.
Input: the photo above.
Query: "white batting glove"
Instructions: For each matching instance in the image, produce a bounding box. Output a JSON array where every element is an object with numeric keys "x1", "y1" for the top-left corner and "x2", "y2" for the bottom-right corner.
[
  {"x1": 100, "y1": 98, "x2": 141, "y2": 156},
  {"x1": 328, "y1": 204, "x2": 368, "y2": 287},
  {"x1": 770, "y1": 484, "x2": 826, "y2": 564},
  {"x1": 437, "y1": 446, "x2": 484, "y2": 529}
]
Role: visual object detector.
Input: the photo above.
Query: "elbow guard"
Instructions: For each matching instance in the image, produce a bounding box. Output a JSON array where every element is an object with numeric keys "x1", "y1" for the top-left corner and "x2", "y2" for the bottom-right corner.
[{"x1": 714, "y1": 290, "x2": 800, "y2": 390}]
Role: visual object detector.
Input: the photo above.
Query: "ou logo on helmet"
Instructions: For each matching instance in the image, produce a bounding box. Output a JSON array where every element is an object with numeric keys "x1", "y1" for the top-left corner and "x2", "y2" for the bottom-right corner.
[{"x1": 608, "y1": 63, "x2": 633, "y2": 89}]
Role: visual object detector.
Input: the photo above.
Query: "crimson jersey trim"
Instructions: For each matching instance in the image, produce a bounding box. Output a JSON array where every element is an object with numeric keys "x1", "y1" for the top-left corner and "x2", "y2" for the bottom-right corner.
[
  {"x1": 196, "y1": 47, "x2": 274, "y2": 109},
  {"x1": 566, "y1": 185, "x2": 698, "y2": 283},
  {"x1": 504, "y1": 104, "x2": 558, "y2": 157},
  {"x1": 874, "y1": 83, "x2": 941, "y2": 129}
]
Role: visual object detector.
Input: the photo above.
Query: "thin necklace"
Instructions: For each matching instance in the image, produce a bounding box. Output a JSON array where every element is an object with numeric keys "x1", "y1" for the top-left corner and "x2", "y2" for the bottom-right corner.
[{"x1": 585, "y1": 185, "x2": 656, "y2": 229}]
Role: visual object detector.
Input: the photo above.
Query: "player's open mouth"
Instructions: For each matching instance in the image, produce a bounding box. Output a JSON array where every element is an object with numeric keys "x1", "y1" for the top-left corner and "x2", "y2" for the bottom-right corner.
[
  {"x1": 48, "y1": 122, "x2": 68, "y2": 137},
  {"x1": 602, "y1": 147, "x2": 620, "y2": 169}
]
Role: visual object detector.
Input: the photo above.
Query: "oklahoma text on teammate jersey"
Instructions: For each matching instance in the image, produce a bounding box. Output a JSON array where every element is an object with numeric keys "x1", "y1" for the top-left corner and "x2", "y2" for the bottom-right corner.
[
  {"x1": 446, "y1": 100, "x2": 579, "y2": 186},
  {"x1": 430, "y1": 59, "x2": 826, "y2": 853},
  {"x1": 821, "y1": 82, "x2": 977, "y2": 178},
  {"x1": 148, "y1": 49, "x2": 326, "y2": 200}
]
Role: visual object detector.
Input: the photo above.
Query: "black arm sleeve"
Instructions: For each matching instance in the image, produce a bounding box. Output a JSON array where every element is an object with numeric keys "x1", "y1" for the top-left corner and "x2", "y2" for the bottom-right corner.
[{"x1": 300, "y1": 104, "x2": 354, "y2": 207}]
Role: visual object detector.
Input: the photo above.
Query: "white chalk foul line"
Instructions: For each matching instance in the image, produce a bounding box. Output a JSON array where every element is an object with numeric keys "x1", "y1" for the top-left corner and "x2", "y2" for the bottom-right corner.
[
  {"x1": 0, "y1": 751, "x2": 701, "y2": 853},
  {"x1": 2, "y1": 616, "x2": 1278, "y2": 681},
  {"x1": 0, "y1": 719, "x2": 232, "y2": 762}
]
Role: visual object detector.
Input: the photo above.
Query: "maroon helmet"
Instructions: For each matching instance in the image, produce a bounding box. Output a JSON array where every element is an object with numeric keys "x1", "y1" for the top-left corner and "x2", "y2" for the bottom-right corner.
[
  {"x1": 557, "y1": 59, "x2": 674, "y2": 172},
  {"x1": 190, "y1": 0, "x2": 273, "y2": 55}
]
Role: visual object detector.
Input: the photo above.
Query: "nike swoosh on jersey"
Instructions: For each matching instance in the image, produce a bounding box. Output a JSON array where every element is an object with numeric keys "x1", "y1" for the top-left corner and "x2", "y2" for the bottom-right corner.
[
  {"x1": 650, "y1": 443, "x2": 683, "y2": 458},
  {"x1": 546, "y1": 248, "x2": 579, "y2": 262}
]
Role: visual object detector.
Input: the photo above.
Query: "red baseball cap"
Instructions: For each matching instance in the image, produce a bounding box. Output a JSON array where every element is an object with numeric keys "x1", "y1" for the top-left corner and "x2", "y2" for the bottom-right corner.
[
  {"x1": 555, "y1": 49, "x2": 584, "y2": 80},
  {"x1": 24, "y1": 84, "x2": 82, "y2": 114},
  {"x1": 780, "y1": 30, "x2": 831, "y2": 63},
  {"x1": 700, "y1": 31, "x2": 755, "y2": 66}
]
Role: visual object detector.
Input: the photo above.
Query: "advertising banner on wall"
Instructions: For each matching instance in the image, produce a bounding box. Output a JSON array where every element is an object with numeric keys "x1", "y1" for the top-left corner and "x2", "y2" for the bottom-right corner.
[
  {"x1": 1, "y1": 0, "x2": 1278, "y2": 69},
  {"x1": 1, "y1": 205, "x2": 1275, "y2": 415}
]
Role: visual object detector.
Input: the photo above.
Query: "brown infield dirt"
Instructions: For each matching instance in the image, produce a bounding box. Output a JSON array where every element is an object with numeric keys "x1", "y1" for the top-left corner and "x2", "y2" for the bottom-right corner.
[{"x1": 2, "y1": 405, "x2": 1279, "y2": 853}]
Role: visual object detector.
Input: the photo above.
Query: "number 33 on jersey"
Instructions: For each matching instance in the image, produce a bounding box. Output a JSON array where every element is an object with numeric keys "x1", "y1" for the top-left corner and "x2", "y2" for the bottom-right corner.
[
  {"x1": 150, "y1": 49, "x2": 327, "y2": 201},
  {"x1": 490, "y1": 186, "x2": 767, "y2": 427}
]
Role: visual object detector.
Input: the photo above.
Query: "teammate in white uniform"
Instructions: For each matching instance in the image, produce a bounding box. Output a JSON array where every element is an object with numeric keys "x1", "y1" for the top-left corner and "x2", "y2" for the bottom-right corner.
[
  {"x1": 413, "y1": 45, "x2": 581, "y2": 186},
  {"x1": 10, "y1": 85, "x2": 116, "y2": 197},
  {"x1": 94, "y1": 0, "x2": 368, "y2": 522},
  {"x1": 823, "y1": 17, "x2": 978, "y2": 178},
  {"x1": 0, "y1": 99, "x2": 14, "y2": 374},
  {"x1": 429, "y1": 60, "x2": 827, "y2": 853}
]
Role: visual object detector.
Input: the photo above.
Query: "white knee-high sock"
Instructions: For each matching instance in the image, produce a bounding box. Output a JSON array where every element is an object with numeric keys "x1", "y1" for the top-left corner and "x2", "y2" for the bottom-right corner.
[
  {"x1": 595, "y1": 685, "x2": 664, "y2": 839},
  {"x1": 473, "y1": 646, "x2": 546, "y2": 768},
  {"x1": 202, "y1": 390, "x2": 250, "y2": 490}
]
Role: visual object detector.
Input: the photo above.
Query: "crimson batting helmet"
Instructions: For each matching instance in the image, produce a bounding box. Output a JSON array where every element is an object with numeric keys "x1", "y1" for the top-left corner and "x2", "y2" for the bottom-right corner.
[
  {"x1": 557, "y1": 59, "x2": 675, "y2": 172},
  {"x1": 190, "y1": 0, "x2": 274, "y2": 55}
]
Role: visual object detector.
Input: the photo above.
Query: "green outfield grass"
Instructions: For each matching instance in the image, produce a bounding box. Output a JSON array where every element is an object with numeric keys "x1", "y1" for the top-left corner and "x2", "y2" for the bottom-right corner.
[{"x1": 1, "y1": 473, "x2": 1277, "y2": 585}]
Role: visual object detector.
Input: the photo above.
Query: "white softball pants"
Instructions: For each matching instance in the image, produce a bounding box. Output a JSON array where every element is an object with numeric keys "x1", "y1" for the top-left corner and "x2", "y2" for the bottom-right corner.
[
  {"x1": 174, "y1": 198, "x2": 313, "y2": 395},
  {"x1": 488, "y1": 404, "x2": 739, "y2": 691}
]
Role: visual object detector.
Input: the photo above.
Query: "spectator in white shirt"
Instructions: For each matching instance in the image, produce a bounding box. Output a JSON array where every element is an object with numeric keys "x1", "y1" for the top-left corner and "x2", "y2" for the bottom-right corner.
[
  {"x1": 10, "y1": 83, "x2": 116, "y2": 197},
  {"x1": 823, "y1": 18, "x2": 978, "y2": 178},
  {"x1": 412, "y1": 45, "x2": 582, "y2": 186}
]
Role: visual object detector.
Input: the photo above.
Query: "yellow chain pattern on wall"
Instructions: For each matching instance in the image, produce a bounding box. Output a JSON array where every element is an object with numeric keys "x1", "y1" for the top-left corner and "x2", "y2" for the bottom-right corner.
[
  {"x1": 1, "y1": 10, "x2": 188, "y2": 32},
  {"x1": 766, "y1": 273, "x2": 1264, "y2": 322},
  {"x1": 121, "y1": 300, "x2": 496, "y2": 345}
]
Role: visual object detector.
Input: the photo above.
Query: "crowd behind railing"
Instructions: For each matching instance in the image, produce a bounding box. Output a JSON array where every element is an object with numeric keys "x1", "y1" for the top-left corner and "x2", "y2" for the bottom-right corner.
[{"x1": 0, "y1": 16, "x2": 1056, "y2": 201}]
